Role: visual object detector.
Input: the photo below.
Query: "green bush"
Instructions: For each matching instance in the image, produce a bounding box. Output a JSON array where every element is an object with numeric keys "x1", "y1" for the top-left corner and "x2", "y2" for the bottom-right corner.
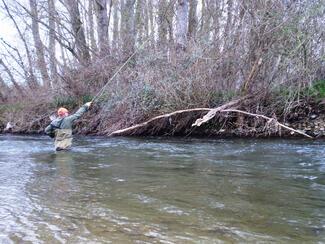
[
  {"x1": 272, "y1": 80, "x2": 325, "y2": 102},
  {"x1": 311, "y1": 79, "x2": 325, "y2": 98},
  {"x1": 303, "y1": 80, "x2": 325, "y2": 100}
]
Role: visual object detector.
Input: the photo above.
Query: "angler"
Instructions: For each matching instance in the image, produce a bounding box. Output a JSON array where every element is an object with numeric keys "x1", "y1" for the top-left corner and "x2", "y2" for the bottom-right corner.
[
  {"x1": 44, "y1": 39, "x2": 149, "y2": 150},
  {"x1": 45, "y1": 102, "x2": 92, "y2": 151}
]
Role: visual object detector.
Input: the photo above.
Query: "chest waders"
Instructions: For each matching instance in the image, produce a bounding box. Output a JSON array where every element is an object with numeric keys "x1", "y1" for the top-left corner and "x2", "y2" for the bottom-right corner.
[
  {"x1": 51, "y1": 118, "x2": 72, "y2": 151},
  {"x1": 55, "y1": 129, "x2": 73, "y2": 151}
]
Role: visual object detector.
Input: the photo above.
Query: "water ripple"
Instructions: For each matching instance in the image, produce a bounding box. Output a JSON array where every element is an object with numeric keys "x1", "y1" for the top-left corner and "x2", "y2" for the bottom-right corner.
[{"x1": 0, "y1": 135, "x2": 324, "y2": 243}]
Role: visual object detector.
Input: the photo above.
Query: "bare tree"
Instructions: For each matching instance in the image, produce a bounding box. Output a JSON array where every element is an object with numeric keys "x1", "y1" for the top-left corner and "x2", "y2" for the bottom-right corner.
[
  {"x1": 0, "y1": 58, "x2": 24, "y2": 94},
  {"x1": 120, "y1": 0, "x2": 135, "y2": 56},
  {"x1": 147, "y1": 0, "x2": 155, "y2": 46},
  {"x1": 112, "y1": 0, "x2": 119, "y2": 50},
  {"x1": 2, "y1": 0, "x2": 38, "y2": 88},
  {"x1": 64, "y1": 0, "x2": 91, "y2": 64},
  {"x1": 88, "y1": 0, "x2": 97, "y2": 53},
  {"x1": 0, "y1": 38, "x2": 30, "y2": 82},
  {"x1": 135, "y1": 0, "x2": 144, "y2": 43},
  {"x1": 48, "y1": 0, "x2": 58, "y2": 87},
  {"x1": 0, "y1": 74, "x2": 9, "y2": 101},
  {"x1": 143, "y1": 0, "x2": 149, "y2": 40},
  {"x1": 212, "y1": 0, "x2": 220, "y2": 49},
  {"x1": 95, "y1": 0, "x2": 109, "y2": 56},
  {"x1": 175, "y1": 0, "x2": 189, "y2": 51},
  {"x1": 188, "y1": 0, "x2": 197, "y2": 39},
  {"x1": 223, "y1": 0, "x2": 233, "y2": 50},
  {"x1": 29, "y1": 0, "x2": 50, "y2": 87},
  {"x1": 157, "y1": 0, "x2": 168, "y2": 46}
]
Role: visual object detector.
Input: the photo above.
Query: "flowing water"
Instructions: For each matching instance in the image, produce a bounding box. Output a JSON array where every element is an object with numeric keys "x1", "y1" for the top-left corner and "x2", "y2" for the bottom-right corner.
[{"x1": 0, "y1": 135, "x2": 324, "y2": 243}]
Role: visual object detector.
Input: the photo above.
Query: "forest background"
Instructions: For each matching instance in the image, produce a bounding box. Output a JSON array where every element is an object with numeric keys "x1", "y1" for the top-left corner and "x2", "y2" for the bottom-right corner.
[{"x1": 0, "y1": 0, "x2": 324, "y2": 137}]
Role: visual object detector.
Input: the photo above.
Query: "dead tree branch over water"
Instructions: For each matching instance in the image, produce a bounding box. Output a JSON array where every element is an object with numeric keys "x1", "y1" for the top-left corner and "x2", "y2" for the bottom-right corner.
[{"x1": 109, "y1": 96, "x2": 313, "y2": 139}]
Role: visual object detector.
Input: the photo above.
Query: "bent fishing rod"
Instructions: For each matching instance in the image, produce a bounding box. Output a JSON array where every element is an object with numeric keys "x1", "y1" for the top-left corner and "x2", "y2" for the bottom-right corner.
[
  {"x1": 47, "y1": 39, "x2": 149, "y2": 121},
  {"x1": 90, "y1": 39, "x2": 150, "y2": 104}
]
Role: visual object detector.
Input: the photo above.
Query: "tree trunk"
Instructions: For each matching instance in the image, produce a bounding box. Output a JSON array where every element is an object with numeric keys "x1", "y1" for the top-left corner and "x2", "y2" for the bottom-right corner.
[
  {"x1": 199, "y1": 0, "x2": 205, "y2": 33},
  {"x1": 120, "y1": 0, "x2": 135, "y2": 56},
  {"x1": 0, "y1": 59, "x2": 24, "y2": 94},
  {"x1": 48, "y1": 0, "x2": 58, "y2": 87},
  {"x1": 95, "y1": 0, "x2": 109, "y2": 56},
  {"x1": 56, "y1": 17, "x2": 68, "y2": 67},
  {"x1": 200, "y1": 0, "x2": 211, "y2": 36},
  {"x1": 232, "y1": 2, "x2": 245, "y2": 48},
  {"x1": 88, "y1": 0, "x2": 97, "y2": 53},
  {"x1": 223, "y1": 0, "x2": 233, "y2": 50},
  {"x1": 135, "y1": 0, "x2": 144, "y2": 43},
  {"x1": 29, "y1": 0, "x2": 50, "y2": 87},
  {"x1": 0, "y1": 74, "x2": 9, "y2": 101},
  {"x1": 212, "y1": 0, "x2": 220, "y2": 48},
  {"x1": 175, "y1": 0, "x2": 189, "y2": 51},
  {"x1": 147, "y1": 0, "x2": 155, "y2": 47},
  {"x1": 65, "y1": 0, "x2": 91, "y2": 65},
  {"x1": 112, "y1": 0, "x2": 119, "y2": 50},
  {"x1": 143, "y1": 0, "x2": 149, "y2": 40},
  {"x1": 157, "y1": 0, "x2": 168, "y2": 46},
  {"x1": 166, "y1": 0, "x2": 174, "y2": 45},
  {"x1": 188, "y1": 0, "x2": 197, "y2": 39}
]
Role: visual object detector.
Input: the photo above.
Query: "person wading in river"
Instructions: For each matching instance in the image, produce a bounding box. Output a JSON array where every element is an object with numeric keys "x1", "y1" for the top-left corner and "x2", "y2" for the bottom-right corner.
[{"x1": 45, "y1": 102, "x2": 92, "y2": 151}]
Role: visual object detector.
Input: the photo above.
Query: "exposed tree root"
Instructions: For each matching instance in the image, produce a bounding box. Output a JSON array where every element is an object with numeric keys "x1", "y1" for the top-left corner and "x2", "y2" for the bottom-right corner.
[{"x1": 108, "y1": 95, "x2": 313, "y2": 139}]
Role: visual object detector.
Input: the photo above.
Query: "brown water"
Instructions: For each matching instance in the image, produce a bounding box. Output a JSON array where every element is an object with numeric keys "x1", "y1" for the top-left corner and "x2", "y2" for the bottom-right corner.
[{"x1": 0, "y1": 135, "x2": 324, "y2": 243}]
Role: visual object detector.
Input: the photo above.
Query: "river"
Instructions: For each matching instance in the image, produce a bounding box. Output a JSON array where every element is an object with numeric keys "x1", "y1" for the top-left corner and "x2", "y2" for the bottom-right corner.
[{"x1": 0, "y1": 135, "x2": 324, "y2": 243}]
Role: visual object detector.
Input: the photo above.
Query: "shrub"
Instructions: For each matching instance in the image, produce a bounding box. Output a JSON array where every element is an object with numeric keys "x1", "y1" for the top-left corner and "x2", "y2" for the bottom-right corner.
[{"x1": 310, "y1": 79, "x2": 325, "y2": 99}]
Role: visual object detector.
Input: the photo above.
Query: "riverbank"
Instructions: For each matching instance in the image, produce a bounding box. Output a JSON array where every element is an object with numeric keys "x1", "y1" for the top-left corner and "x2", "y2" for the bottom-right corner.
[{"x1": 1, "y1": 96, "x2": 324, "y2": 139}]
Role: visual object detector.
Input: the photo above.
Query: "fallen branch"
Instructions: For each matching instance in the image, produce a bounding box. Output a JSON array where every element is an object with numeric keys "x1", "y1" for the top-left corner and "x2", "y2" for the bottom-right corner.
[
  {"x1": 108, "y1": 95, "x2": 313, "y2": 139},
  {"x1": 191, "y1": 96, "x2": 250, "y2": 126},
  {"x1": 108, "y1": 108, "x2": 211, "y2": 136},
  {"x1": 109, "y1": 96, "x2": 251, "y2": 136},
  {"x1": 220, "y1": 109, "x2": 313, "y2": 138}
]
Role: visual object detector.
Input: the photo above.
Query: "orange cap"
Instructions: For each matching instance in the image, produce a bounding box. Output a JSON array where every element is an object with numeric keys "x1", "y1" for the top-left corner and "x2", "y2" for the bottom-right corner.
[{"x1": 57, "y1": 107, "x2": 68, "y2": 116}]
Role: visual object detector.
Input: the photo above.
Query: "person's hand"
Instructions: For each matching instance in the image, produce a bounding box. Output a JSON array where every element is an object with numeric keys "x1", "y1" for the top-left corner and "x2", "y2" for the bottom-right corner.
[{"x1": 85, "y1": 102, "x2": 92, "y2": 108}]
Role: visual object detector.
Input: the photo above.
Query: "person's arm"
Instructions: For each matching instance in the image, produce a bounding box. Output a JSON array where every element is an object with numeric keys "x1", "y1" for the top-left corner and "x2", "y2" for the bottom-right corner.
[
  {"x1": 45, "y1": 124, "x2": 55, "y2": 138},
  {"x1": 66, "y1": 102, "x2": 92, "y2": 123}
]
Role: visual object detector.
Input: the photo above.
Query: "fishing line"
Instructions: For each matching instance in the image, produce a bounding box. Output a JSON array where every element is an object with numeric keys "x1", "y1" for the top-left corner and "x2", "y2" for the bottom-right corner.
[{"x1": 91, "y1": 39, "x2": 150, "y2": 104}]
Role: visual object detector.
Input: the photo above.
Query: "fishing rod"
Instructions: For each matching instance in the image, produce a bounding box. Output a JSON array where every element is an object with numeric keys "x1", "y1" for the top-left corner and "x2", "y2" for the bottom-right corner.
[
  {"x1": 48, "y1": 39, "x2": 149, "y2": 121},
  {"x1": 90, "y1": 38, "x2": 150, "y2": 104}
]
